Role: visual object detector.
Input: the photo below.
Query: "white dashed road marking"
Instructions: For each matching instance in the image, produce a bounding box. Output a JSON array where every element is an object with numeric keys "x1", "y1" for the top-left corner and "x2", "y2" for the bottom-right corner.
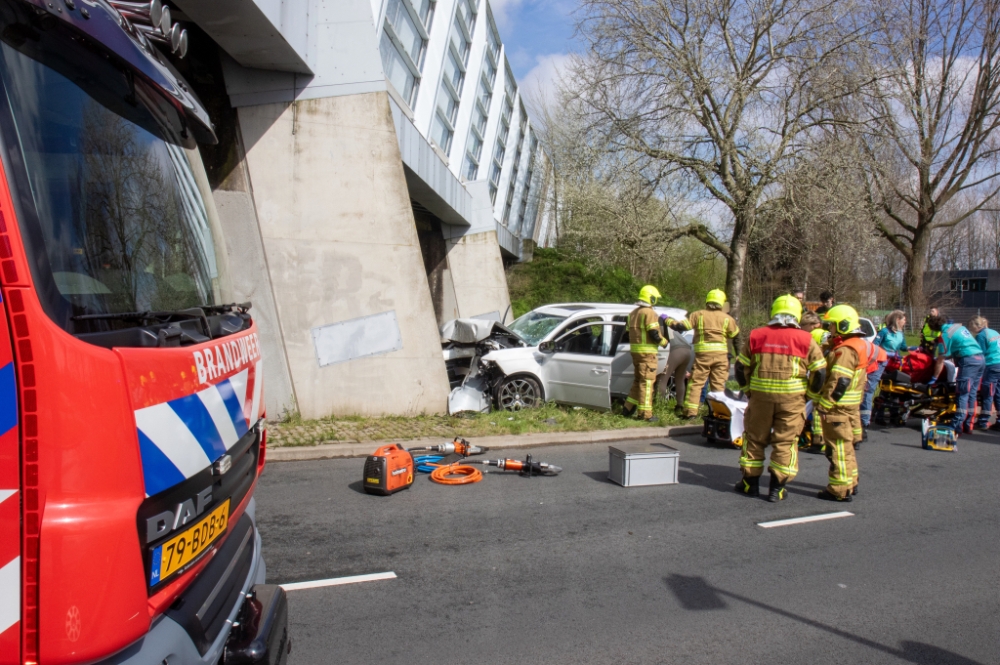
[
  {"x1": 280, "y1": 571, "x2": 397, "y2": 591},
  {"x1": 758, "y1": 511, "x2": 854, "y2": 528}
]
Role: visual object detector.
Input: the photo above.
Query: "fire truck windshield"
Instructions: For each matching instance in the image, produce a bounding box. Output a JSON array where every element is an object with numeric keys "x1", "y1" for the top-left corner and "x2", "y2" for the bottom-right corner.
[{"x1": 0, "y1": 1, "x2": 218, "y2": 335}]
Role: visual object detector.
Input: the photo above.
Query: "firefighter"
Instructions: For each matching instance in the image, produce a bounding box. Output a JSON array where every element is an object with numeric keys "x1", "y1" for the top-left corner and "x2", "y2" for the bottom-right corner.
[
  {"x1": 667, "y1": 289, "x2": 740, "y2": 419},
  {"x1": 734, "y1": 295, "x2": 825, "y2": 502},
  {"x1": 622, "y1": 285, "x2": 667, "y2": 421},
  {"x1": 920, "y1": 307, "x2": 940, "y2": 354},
  {"x1": 811, "y1": 305, "x2": 868, "y2": 501}
]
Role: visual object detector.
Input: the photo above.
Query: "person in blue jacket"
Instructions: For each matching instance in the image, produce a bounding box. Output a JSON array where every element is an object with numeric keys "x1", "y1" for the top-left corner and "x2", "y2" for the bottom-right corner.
[
  {"x1": 968, "y1": 316, "x2": 1000, "y2": 431},
  {"x1": 860, "y1": 310, "x2": 909, "y2": 434},
  {"x1": 927, "y1": 315, "x2": 985, "y2": 434},
  {"x1": 873, "y1": 310, "x2": 909, "y2": 357}
]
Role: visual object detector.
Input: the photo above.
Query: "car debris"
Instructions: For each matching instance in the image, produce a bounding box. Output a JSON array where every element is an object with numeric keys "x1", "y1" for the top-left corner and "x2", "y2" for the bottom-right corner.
[{"x1": 442, "y1": 318, "x2": 524, "y2": 414}]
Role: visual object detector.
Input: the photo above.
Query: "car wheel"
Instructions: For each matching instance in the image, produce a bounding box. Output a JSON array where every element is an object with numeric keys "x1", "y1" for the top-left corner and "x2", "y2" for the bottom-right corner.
[{"x1": 495, "y1": 375, "x2": 543, "y2": 411}]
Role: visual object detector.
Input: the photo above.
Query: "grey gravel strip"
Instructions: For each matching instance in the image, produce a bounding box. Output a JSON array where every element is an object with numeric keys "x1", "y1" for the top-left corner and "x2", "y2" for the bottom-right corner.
[{"x1": 266, "y1": 425, "x2": 703, "y2": 461}]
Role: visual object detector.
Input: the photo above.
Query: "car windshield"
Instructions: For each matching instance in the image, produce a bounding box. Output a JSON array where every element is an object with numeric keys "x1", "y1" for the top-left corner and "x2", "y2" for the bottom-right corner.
[
  {"x1": 0, "y1": 1, "x2": 217, "y2": 334},
  {"x1": 860, "y1": 319, "x2": 876, "y2": 338},
  {"x1": 508, "y1": 311, "x2": 567, "y2": 346}
]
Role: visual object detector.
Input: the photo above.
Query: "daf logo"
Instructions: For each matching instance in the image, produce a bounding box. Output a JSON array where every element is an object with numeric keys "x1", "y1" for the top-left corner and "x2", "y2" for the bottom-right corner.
[{"x1": 145, "y1": 487, "x2": 212, "y2": 542}]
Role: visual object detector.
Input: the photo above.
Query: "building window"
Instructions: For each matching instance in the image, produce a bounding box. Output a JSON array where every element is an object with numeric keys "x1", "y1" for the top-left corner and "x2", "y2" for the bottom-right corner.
[
  {"x1": 432, "y1": 0, "x2": 477, "y2": 155},
  {"x1": 502, "y1": 106, "x2": 527, "y2": 224},
  {"x1": 489, "y1": 70, "x2": 514, "y2": 202},
  {"x1": 463, "y1": 19, "x2": 499, "y2": 180},
  {"x1": 515, "y1": 133, "x2": 538, "y2": 232},
  {"x1": 380, "y1": 0, "x2": 435, "y2": 107},
  {"x1": 950, "y1": 278, "x2": 987, "y2": 292}
]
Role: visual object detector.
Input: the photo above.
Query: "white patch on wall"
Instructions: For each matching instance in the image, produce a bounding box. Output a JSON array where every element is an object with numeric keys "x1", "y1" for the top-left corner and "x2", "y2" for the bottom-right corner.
[
  {"x1": 311, "y1": 310, "x2": 403, "y2": 367},
  {"x1": 472, "y1": 311, "x2": 501, "y2": 322}
]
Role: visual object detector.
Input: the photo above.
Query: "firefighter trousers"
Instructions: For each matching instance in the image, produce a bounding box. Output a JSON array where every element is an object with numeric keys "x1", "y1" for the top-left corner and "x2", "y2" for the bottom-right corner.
[
  {"x1": 626, "y1": 353, "x2": 658, "y2": 418},
  {"x1": 739, "y1": 394, "x2": 806, "y2": 484},
  {"x1": 821, "y1": 411, "x2": 858, "y2": 499},
  {"x1": 683, "y1": 351, "x2": 729, "y2": 416}
]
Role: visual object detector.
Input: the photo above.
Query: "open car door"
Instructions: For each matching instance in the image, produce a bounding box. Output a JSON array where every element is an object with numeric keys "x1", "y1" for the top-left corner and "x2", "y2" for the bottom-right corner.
[
  {"x1": 541, "y1": 322, "x2": 624, "y2": 410},
  {"x1": 609, "y1": 316, "x2": 670, "y2": 397}
]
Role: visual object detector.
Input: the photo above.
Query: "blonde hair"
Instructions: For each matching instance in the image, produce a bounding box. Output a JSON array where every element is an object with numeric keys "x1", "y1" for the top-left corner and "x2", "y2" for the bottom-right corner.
[
  {"x1": 885, "y1": 310, "x2": 906, "y2": 331},
  {"x1": 968, "y1": 316, "x2": 988, "y2": 334},
  {"x1": 799, "y1": 310, "x2": 821, "y2": 330}
]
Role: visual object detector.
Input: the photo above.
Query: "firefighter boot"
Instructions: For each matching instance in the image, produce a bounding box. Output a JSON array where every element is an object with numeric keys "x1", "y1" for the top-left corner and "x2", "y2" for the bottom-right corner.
[
  {"x1": 767, "y1": 474, "x2": 787, "y2": 503},
  {"x1": 817, "y1": 489, "x2": 853, "y2": 502},
  {"x1": 734, "y1": 475, "x2": 760, "y2": 497}
]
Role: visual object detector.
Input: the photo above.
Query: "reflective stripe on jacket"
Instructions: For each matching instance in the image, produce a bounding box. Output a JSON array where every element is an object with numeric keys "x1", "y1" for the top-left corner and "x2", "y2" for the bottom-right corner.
[
  {"x1": 676, "y1": 309, "x2": 739, "y2": 354},
  {"x1": 737, "y1": 325, "x2": 825, "y2": 395},
  {"x1": 937, "y1": 323, "x2": 983, "y2": 359},
  {"x1": 858, "y1": 338, "x2": 887, "y2": 373},
  {"x1": 813, "y1": 337, "x2": 867, "y2": 411},
  {"x1": 628, "y1": 305, "x2": 660, "y2": 354}
]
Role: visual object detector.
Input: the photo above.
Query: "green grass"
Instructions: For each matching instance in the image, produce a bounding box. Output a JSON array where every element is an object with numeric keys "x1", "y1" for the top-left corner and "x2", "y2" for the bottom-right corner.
[{"x1": 268, "y1": 398, "x2": 694, "y2": 448}]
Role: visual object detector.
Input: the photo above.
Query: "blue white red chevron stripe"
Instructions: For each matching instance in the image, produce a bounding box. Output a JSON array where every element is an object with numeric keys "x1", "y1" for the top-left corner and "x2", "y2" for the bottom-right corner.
[
  {"x1": 135, "y1": 361, "x2": 262, "y2": 497},
  {"x1": 0, "y1": 357, "x2": 21, "y2": 656}
]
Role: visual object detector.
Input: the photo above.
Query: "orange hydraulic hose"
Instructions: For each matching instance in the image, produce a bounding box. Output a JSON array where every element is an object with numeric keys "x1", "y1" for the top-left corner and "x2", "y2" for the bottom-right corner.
[{"x1": 429, "y1": 462, "x2": 483, "y2": 485}]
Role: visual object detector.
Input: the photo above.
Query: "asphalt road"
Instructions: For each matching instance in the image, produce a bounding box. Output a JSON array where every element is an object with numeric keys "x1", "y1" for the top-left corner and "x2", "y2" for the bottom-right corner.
[{"x1": 256, "y1": 425, "x2": 1000, "y2": 665}]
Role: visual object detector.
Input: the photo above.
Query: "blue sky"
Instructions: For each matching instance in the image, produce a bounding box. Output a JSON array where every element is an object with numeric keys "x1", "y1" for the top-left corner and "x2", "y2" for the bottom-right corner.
[{"x1": 490, "y1": 0, "x2": 581, "y2": 106}]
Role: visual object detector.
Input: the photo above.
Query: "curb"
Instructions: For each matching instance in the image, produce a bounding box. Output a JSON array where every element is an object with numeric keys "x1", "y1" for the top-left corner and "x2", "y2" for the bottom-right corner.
[{"x1": 267, "y1": 425, "x2": 704, "y2": 462}]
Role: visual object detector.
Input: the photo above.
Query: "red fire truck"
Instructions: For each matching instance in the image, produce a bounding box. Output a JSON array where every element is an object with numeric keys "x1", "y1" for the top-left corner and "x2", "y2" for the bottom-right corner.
[{"x1": 0, "y1": 0, "x2": 288, "y2": 662}]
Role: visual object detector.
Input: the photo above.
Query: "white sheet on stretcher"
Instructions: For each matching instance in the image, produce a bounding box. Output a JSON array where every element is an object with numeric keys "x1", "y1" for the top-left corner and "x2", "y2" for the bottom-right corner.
[{"x1": 707, "y1": 391, "x2": 747, "y2": 442}]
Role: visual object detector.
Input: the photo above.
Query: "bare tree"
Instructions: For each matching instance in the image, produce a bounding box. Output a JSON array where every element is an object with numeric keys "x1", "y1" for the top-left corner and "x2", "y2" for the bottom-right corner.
[
  {"x1": 573, "y1": 0, "x2": 869, "y2": 316},
  {"x1": 860, "y1": 0, "x2": 1000, "y2": 312}
]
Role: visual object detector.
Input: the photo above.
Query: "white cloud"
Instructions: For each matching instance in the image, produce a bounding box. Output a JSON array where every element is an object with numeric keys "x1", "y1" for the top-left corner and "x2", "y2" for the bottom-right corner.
[
  {"x1": 520, "y1": 52, "x2": 576, "y2": 113},
  {"x1": 488, "y1": 0, "x2": 526, "y2": 30}
]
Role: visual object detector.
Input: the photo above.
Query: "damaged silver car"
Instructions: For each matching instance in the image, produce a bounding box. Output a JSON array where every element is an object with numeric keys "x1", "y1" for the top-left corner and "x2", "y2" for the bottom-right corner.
[{"x1": 441, "y1": 303, "x2": 687, "y2": 414}]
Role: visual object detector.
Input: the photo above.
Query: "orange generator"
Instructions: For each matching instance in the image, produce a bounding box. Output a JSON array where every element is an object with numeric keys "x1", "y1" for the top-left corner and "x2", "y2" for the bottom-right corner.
[{"x1": 363, "y1": 444, "x2": 415, "y2": 495}]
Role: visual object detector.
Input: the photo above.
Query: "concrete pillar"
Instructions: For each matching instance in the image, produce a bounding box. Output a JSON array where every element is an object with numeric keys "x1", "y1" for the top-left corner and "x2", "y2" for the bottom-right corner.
[
  {"x1": 446, "y1": 231, "x2": 513, "y2": 323},
  {"x1": 236, "y1": 91, "x2": 451, "y2": 418},
  {"x1": 443, "y1": 180, "x2": 513, "y2": 323},
  {"x1": 209, "y1": 146, "x2": 298, "y2": 420}
]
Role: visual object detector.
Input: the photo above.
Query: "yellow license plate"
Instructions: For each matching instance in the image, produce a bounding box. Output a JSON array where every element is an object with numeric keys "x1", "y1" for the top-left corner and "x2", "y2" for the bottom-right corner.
[{"x1": 150, "y1": 499, "x2": 230, "y2": 586}]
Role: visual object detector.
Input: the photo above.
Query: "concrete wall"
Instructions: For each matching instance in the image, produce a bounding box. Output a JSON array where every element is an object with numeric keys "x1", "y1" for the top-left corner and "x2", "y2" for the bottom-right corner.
[
  {"x1": 447, "y1": 230, "x2": 512, "y2": 322},
  {"x1": 208, "y1": 142, "x2": 298, "y2": 420},
  {"x1": 236, "y1": 91, "x2": 451, "y2": 418},
  {"x1": 442, "y1": 180, "x2": 511, "y2": 321}
]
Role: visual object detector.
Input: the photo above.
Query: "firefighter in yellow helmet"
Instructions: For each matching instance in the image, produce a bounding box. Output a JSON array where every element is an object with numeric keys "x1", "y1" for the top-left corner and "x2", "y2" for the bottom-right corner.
[
  {"x1": 667, "y1": 289, "x2": 740, "y2": 418},
  {"x1": 623, "y1": 285, "x2": 667, "y2": 421},
  {"x1": 809, "y1": 305, "x2": 868, "y2": 501},
  {"x1": 734, "y1": 295, "x2": 826, "y2": 502}
]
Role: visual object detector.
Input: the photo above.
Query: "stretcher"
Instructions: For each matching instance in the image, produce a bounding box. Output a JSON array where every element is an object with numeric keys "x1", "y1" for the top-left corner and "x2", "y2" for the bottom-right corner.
[
  {"x1": 703, "y1": 390, "x2": 747, "y2": 448},
  {"x1": 871, "y1": 352, "x2": 959, "y2": 451}
]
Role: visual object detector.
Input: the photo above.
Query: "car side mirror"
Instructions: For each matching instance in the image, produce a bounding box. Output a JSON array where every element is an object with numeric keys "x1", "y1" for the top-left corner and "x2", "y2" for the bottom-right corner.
[{"x1": 538, "y1": 341, "x2": 555, "y2": 354}]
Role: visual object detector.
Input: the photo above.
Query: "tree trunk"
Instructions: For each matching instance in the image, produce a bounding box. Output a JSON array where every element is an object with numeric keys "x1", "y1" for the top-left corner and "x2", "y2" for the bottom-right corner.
[
  {"x1": 901, "y1": 222, "x2": 931, "y2": 315},
  {"x1": 725, "y1": 208, "x2": 754, "y2": 320},
  {"x1": 725, "y1": 246, "x2": 747, "y2": 320}
]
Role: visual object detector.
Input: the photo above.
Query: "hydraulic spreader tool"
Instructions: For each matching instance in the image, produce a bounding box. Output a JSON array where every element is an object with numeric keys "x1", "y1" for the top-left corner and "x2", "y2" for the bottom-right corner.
[
  {"x1": 461, "y1": 454, "x2": 563, "y2": 476},
  {"x1": 363, "y1": 439, "x2": 561, "y2": 494},
  {"x1": 363, "y1": 438, "x2": 489, "y2": 495}
]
